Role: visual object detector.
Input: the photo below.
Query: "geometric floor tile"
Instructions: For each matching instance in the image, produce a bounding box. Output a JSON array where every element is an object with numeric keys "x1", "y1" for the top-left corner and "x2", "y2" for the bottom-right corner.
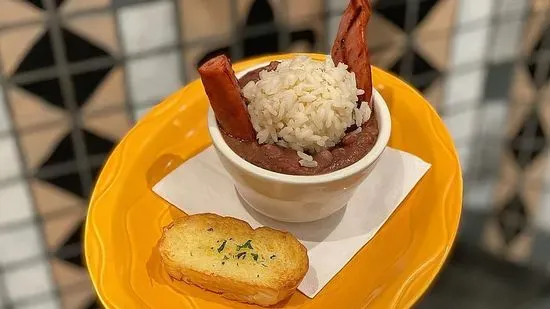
[
  {"x1": 414, "y1": 0, "x2": 456, "y2": 71},
  {"x1": 483, "y1": 217, "x2": 507, "y2": 255},
  {"x1": 389, "y1": 49, "x2": 441, "y2": 92},
  {"x1": 527, "y1": 24, "x2": 550, "y2": 88},
  {"x1": 508, "y1": 110, "x2": 547, "y2": 169},
  {"x1": 16, "y1": 297, "x2": 61, "y2": 309},
  {"x1": 59, "y1": 285, "x2": 95, "y2": 309},
  {"x1": 493, "y1": 152, "x2": 519, "y2": 207},
  {"x1": 194, "y1": 0, "x2": 320, "y2": 69},
  {"x1": 83, "y1": 111, "x2": 132, "y2": 141},
  {"x1": 490, "y1": 19, "x2": 524, "y2": 64},
  {"x1": 508, "y1": 68, "x2": 537, "y2": 137},
  {"x1": 42, "y1": 206, "x2": 84, "y2": 250},
  {"x1": 0, "y1": 224, "x2": 44, "y2": 267},
  {"x1": 0, "y1": 1, "x2": 42, "y2": 28},
  {"x1": 36, "y1": 164, "x2": 86, "y2": 198},
  {"x1": 443, "y1": 107, "x2": 478, "y2": 143},
  {"x1": 241, "y1": 0, "x2": 317, "y2": 59},
  {"x1": 367, "y1": 14, "x2": 406, "y2": 69},
  {"x1": 51, "y1": 258, "x2": 91, "y2": 289},
  {"x1": 0, "y1": 181, "x2": 35, "y2": 226},
  {"x1": 483, "y1": 215, "x2": 533, "y2": 263},
  {"x1": 455, "y1": 0, "x2": 494, "y2": 26},
  {"x1": 24, "y1": 0, "x2": 66, "y2": 10},
  {"x1": 83, "y1": 129, "x2": 116, "y2": 158},
  {"x1": 54, "y1": 221, "x2": 85, "y2": 267},
  {"x1": 423, "y1": 78, "x2": 443, "y2": 111},
  {"x1": 497, "y1": 194, "x2": 529, "y2": 245},
  {"x1": 64, "y1": 11, "x2": 119, "y2": 56},
  {"x1": 31, "y1": 179, "x2": 84, "y2": 216},
  {"x1": 484, "y1": 62, "x2": 516, "y2": 101},
  {"x1": 7, "y1": 85, "x2": 68, "y2": 131},
  {"x1": 13, "y1": 28, "x2": 57, "y2": 75},
  {"x1": 127, "y1": 50, "x2": 182, "y2": 105},
  {"x1": 18, "y1": 121, "x2": 71, "y2": 171},
  {"x1": 85, "y1": 298, "x2": 102, "y2": 309},
  {"x1": 286, "y1": 0, "x2": 323, "y2": 28},
  {"x1": 531, "y1": 230, "x2": 550, "y2": 271},
  {"x1": 463, "y1": 180, "x2": 495, "y2": 211},
  {"x1": 374, "y1": 0, "x2": 441, "y2": 34},
  {"x1": 456, "y1": 145, "x2": 471, "y2": 174},
  {"x1": 81, "y1": 67, "x2": 126, "y2": 114},
  {"x1": 16, "y1": 77, "x2": 65, "y2": 111},
  {"x1": 179, "y1": 0, "x2": 232, "y2": 43},
  {"x1": 449, "y1": 25, "x2": 490, "y2": 68},
  {"x1": 0, "y1": 86, "x2": 10, "y2": 133},
  {"x1": 0, "y1": 135, "x2": 22, "y2": 182},
  {"x1": 506, "y1": 232, "x2": 533, "y2": 263},
  {"x1": 35, "y1": 129, "x2": 115, "y2": 198},
  {"x1": 458, "y1": 209, "x2": 491, "y2": 245},
  {"x1": 62, "y1": 27, "x2": 111, "y2": 64},
  {"x1": 61, "y1": 0, "x2": 110, "y2": 14},
  {"x1": 71, "y1": 66, "x2": 114, "y2": 108},
  {"x1": 523, "y1": 151, "x2": 548, "y2": 204},
  {"x1": 4, "y1": 260, "x2": 56, "y2": 302},
  {"x1": 36, "y1": 132, "x2": 78, "y2": 169},
  {"x1": 118, "y1": 0, "x2": 177, "y2": 55},
  {"x1": 541, "y1": 87, "x2": 550, "y2": 135},
  {"x1": 536, "y1": 189, "x2": 550, "y2": 233},
  {"x1": 443, "y1": 69, "x2": 485, "y2": 113},
  {"x1": 0, "y1": 24, "x2": 45, "y2": 75}
]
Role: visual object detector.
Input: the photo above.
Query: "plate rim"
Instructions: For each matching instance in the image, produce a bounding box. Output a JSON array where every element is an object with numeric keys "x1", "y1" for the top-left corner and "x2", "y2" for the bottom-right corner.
[{"x1": 84, "y1": 53, "x2": 463, "y2": 309}]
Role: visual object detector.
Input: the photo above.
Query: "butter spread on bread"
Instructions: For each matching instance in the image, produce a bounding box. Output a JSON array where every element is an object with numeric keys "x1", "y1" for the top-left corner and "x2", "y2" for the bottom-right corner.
[{"x1": 157, "y1": 213, "x2": 309, "y2": 306}]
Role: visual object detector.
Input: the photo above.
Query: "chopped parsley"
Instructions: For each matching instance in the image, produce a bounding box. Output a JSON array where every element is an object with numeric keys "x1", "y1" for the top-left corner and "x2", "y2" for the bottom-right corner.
[
  {"x1": 236, "y1": 252, "x2": 247, "y2": 259},
  {"x1": 270, "y1": 255, "x2": 276, "y2": 259},
  {"x1": 237, "y1": 240, "x2": 253, "y2": 251},
  {"x1": 251, "y1": 253, "x2": 259, "y2": 261},
  {"x1": 217, "y1": 240, "x2": 227, "y2": 253}
]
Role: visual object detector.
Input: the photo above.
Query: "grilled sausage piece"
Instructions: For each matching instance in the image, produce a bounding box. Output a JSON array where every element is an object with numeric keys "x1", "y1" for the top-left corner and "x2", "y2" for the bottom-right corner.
[
  {"x1": 199, "y1": 55, "x2": 256, "y2": 141},
  {"x1": 331, "y1": 0, "x2": 373, "y2": 109}
]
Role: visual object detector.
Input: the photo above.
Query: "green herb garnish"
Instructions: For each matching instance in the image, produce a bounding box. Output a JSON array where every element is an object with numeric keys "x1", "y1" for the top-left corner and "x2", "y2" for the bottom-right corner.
[
  {"x1": 223, "y1": 255, "x2": 229, "y2": 260},
  {"x1": 251, "y1": 253, "x2": 259, "y2": 261},
  {"x1": 270, "y1": 255, "x2": 276, "y2": 259},
  {"x1": 237, "y1": 240, "x2": 253, "y2": 251},
  {"x1": 236, "y1": 252, "x2": 247, "y2": 259},
  {"x1": 217, "y1": 240, "x2": 227, "y2": 253}
]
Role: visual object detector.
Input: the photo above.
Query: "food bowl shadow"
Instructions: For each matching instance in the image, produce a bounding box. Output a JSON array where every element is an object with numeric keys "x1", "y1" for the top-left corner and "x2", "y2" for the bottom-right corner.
[{"x1": 235, "y1": 187, "x2": 345, "y2": 245}]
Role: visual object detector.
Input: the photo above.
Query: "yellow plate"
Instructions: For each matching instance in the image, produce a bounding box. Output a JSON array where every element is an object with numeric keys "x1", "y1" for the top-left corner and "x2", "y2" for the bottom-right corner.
[{"x1": 85, "y1": 53, "x2": 462, "y2": 309}]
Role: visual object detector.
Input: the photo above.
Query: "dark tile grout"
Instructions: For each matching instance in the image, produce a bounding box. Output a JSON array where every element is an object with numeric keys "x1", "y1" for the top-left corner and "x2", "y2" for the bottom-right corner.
[{"x1": 43, "y1": 0, "x2": 94, "y2": 205}]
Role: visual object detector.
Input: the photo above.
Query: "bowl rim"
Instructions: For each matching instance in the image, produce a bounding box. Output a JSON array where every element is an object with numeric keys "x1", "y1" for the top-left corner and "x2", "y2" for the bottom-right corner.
[{"x1": 208, "y1": 58, "x2": 392, "y2": 184}]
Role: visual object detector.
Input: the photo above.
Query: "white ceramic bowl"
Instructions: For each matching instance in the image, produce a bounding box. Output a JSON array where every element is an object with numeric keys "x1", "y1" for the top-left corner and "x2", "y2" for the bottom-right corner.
[{"x1": 208, "y1": 60, "x2": 392, "y2": 223}]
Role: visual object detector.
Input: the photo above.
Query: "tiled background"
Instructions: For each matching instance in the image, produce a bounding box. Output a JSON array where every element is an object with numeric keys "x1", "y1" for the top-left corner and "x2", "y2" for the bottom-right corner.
[{"x1": 0, "y1": 0, "x2": 548, "y2": 308}]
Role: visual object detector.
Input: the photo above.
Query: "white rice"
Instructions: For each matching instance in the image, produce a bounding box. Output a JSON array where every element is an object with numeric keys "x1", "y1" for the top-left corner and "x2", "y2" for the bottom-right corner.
[{"x1": 242, "y1": 56, "x2": 372, "y2": 167}]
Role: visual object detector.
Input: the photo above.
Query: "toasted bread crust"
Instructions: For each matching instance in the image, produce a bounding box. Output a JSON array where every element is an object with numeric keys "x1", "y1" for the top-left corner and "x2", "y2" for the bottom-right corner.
[{"x1": 157, "y1": 214, "x2": 308, "y2": 306}]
